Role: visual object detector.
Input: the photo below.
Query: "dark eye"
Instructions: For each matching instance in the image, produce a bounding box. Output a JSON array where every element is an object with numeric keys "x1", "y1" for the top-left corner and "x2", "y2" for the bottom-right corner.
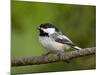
[{"x1": 43, "y1": 26, "x2": 48, "y2": 28}]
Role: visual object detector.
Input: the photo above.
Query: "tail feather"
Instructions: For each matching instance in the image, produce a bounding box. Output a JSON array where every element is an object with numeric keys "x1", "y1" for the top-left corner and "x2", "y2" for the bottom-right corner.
[{"x1": 72, "y1": 46, "x2": 82, "y2": 50}]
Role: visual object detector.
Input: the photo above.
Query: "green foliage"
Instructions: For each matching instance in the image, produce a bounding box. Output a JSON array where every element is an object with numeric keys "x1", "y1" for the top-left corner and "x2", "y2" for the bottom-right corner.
[{"x1": 11, "y1": 1, "x2": 96, "y2": 74}]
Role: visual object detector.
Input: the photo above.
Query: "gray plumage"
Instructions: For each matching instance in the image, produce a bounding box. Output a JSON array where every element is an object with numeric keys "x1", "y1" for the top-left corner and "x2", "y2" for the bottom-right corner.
[{"x1": 38, "y1": 23, "x2": 82, "y2": 53}]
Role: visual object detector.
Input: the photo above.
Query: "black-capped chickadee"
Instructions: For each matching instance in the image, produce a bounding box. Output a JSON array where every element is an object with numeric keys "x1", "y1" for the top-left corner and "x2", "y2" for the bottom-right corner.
[{"x1": 38, "y1": 23, "x2": 82, "y2": 55}]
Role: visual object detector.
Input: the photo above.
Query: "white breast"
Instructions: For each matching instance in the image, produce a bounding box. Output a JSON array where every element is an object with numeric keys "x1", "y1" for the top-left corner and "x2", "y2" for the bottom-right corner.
[{"x1": 39, "y1": 37, "x2": 65, "y2": 52}]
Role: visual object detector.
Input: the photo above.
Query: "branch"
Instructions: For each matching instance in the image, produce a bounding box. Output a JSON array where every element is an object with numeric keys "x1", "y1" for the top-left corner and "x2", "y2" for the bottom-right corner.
[{"x1": 11, "y1": 47, "x2": 96, "y2": 67}]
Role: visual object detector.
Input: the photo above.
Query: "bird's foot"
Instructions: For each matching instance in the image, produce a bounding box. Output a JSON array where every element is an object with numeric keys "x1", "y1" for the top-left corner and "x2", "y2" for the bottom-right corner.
[{"x1": 42, "y1": 52, "x2": 51, "y2": 56}]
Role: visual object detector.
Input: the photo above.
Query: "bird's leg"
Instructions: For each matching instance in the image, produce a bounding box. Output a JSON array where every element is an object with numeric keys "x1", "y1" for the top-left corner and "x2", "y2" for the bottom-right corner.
[
  {"x1": 56, "y1": 51, "x2": 65, "y2": 61},
  {"x1": 42, "y1": 51, "x2": 51, "y2": 56},
  {"x1": 57, "y1": 52, "x2": 62, "y2": 57}
]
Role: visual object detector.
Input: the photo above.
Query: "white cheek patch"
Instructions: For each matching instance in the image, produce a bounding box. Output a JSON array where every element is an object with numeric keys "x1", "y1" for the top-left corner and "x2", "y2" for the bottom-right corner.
[{"x1": 42, "y1": 28, "x2": 55, "y2": 34}]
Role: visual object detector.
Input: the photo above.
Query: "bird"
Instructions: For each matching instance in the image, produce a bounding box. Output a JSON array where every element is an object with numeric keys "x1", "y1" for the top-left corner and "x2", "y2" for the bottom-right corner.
[{"x1": 38, "y1": 23, "x2": 82, "y2": 56}]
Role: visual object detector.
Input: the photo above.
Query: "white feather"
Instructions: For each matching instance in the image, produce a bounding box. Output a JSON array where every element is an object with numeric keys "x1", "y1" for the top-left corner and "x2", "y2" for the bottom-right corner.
[
  {"x1": 74, "y1": 46, "x2": 82, "y2": 50},
  {"x1": 39, "y1": 36, "x2": 65, "y2": 52},
  {"x1": 41, "y1": 28, "x2": 55, "y2": 34}
]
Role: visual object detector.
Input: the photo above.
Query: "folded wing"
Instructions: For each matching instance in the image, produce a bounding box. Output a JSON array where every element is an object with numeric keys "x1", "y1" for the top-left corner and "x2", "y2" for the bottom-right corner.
[{"x1": 50, "y1": 33, "x2": 75, "y2": 46}]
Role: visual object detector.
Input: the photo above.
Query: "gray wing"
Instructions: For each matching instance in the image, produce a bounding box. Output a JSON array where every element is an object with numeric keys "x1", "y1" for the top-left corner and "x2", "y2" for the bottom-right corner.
[{"x1": 50, "y1": 33, "x2": 75, "y2": 46}]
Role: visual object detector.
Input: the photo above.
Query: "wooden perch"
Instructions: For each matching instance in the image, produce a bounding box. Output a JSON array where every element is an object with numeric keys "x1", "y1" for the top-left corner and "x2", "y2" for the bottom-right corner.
[{"x1": 11, "y1": 47, "x2": 96, "y2": 67}]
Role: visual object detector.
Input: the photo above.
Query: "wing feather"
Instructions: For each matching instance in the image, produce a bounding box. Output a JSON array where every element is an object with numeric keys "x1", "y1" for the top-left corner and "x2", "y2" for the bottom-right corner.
[{"x1": 50, "y1": 33, "x2": 75, "y2": 46}]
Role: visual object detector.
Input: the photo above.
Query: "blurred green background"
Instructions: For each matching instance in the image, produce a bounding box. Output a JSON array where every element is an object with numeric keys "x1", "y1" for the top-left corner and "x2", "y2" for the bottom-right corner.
[{"x1": 11, "y1": 0, "x2": 96, "y2": 74}]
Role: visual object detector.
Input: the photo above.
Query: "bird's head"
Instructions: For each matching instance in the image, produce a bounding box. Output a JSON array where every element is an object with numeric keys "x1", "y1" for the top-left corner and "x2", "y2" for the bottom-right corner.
[{"x1": 38, "y1": 23, "x2": 59, "y2": 36}]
